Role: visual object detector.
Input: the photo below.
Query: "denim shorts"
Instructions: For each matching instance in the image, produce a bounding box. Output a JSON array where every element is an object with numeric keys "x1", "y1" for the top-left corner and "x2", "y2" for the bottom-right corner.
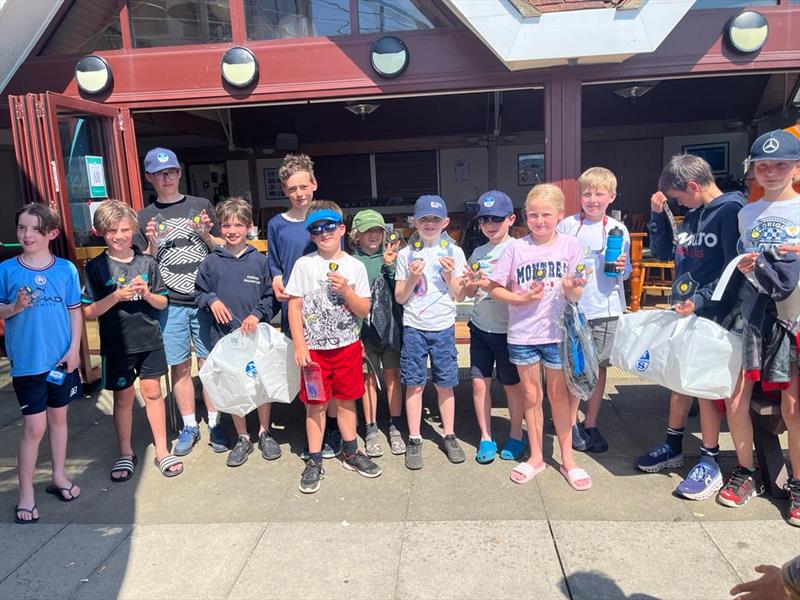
[
  {"x1": 468, "y1": 322, "x2": 520, "y2": 385},
  {"x1": 158, "y1": 303, "x2": 212, "y2": 366},
  {"x1": 507, "y1": 342, "x2": 562, "y2": 369},
  {"x1": 400, "y1": 326, "x2": 459, "y2": 388}
]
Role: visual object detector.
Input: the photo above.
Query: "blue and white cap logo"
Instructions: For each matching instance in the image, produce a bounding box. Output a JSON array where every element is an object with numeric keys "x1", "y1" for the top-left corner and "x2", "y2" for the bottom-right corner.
[
  {"x1": 762, "y1": 137, "x2": 780, "y2": 154},
  {"x1": 482, "y1": 197, "x2": 495, "y2": 208},
  {"x1": 635, "y1": 351, "x2": 650, "y2": 372},
  {"x1": 157, "y1": 152, "x2": 170, "y2": 163},
  {"x1": 430, "y1": 201, "x2": 443, "y2": 209},
  {"x1": 245, "y1": 361, "x2": 258, "y2": 378}
]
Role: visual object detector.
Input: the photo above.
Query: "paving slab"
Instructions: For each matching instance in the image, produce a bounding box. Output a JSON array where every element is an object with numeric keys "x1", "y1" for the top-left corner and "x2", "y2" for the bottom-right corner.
[
  {"x1": 0, "y1": 524, "x2": 130, "y2": 600},
  {"x1": 229, "y1": 521, "x2": 404, "y2": 599},
  {"x1": 702, "y1": 520, "x2": 800, "y2": 580},
  {"x1": 74, "y1": 523, "x2": 263, "y2": 600},
  {"x1": 395, "y1": 520, "x2": 566, "y2": 599},
  {"x1": 552, "y1": 520, "x2": 741, "y2": 600},
  {"x1": 0, "y1": 523, "x2": 64, "y2": 581}
]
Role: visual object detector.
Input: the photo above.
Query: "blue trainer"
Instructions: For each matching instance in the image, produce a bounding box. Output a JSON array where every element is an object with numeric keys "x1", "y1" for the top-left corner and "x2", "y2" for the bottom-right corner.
[
  {"x1": 208, "y1": 425, "x2": 228, "y2": 453},
  {"x1": 676, "y1": 458, "x2": 722, "y2": 500},
  {"x1": 634, "y1": 443, "x2": 684, "y2": 473},
  {"x1": 173, "y1": 425, "x2": 200, "y2": 457}
]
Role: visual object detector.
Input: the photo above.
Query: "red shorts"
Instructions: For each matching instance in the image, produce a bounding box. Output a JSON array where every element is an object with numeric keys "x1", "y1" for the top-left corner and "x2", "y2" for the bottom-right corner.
[{"x1": 299, "y1": 341, "x2": 365, "y2": 405}]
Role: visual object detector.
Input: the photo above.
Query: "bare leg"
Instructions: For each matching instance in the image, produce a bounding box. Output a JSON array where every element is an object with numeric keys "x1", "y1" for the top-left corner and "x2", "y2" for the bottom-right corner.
[
  {"x1": 406, "y1": 385, "x2": 424, "y2": 437},
  {"x1": 257, "y1": 403, "x2": 271, "y2": 435},
  {"x1": 306, "y1": 403, "x2": 327, "y2": 453},
  {"x1": 472, "y1": 377, "x2": 492, "y2": 441},
  {"x1": 781, "y1": 365, "x2": 799, "y2": 475},
  {"x1": 436, "y1": 384, "x2": 455, "y2": 436},
  {"x1": 516, "y1": 364, "x2": 544, "y2": 468},
  {"x1": 384, "y1": 368, "x2": 402, "y2": 418},
  {"x1": 668, "y1": 392, "x2": 694, "y2": 430},
  {"x1": 232, "y1": 414, "x2": 248, "y2": 437},
  {"x1": 112, "y1": 386, "x2": 135, "y2": 457},
  {"x1": 140, "y1": 377, "x2": 180, "y2": 472},
  {"x1": 505, "y1": 383, "x2": 524, "y2": 441},
  {"x1": 584, "y1": 366, "x2": 607, "y2": 428},
  {"x1": 698, "y1": 398, "x2": 722, "y2": 449},
  {"x1": 362, "y1": 375, "x2": 378, "y2": 425},
  {"x1": 336, "y1": 400, "x2": 358, "y2": 442},
  {"x1": 47, "y1": 405, "x2": 80, "y2": 499},
  {"x1": 171, "y1": 359, "x2": 196, "y2": 417},
  {"x1": 17, "y1": 412, "x2": 46, "y2": 519},
  {"x1": 546, "y1": 367, "x2": 579, "y2": 473},
  {"x1": 725, "y1": 372, "x2": 756, "y2": 468}
]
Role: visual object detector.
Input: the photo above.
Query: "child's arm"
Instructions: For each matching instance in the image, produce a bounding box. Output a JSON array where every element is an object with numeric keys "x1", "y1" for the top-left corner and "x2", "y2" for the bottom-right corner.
[
  {"x1": 328, "y1": 272, "x2": 370, "y2": 319},
  {"x1": 395, "y1": 258, "x2": 424, "y2": 305},
  {"x1": 58, "y1": 307, "x2": 83, "y2": 372},
  {"x1": 0, "y1": 289, "x2": 32, "y2": 320},
  {"x1": 438, "y1": 256, "x2": 465, "y2": 301},
  {"x1": 197, "y1": 209, "x2": 224, "y2": 250},
  {"x1": 487, "y1": 280, "x2": 545, "y2": 305},
  {"x1": 562, "y1": 274, "x2": 585, "y2": 303},
  {"x1": 82, "y1": 286, "x2": 138, "y2": 319},
  {"x1": 267, "y1": 219, "x2": 290, "y2": 301},
  {"x1": 131, "y1": 275, "x2": 168, "y2": 311},
  {"x1": 647, "y1": 191, "x2": 676, "y2": 261},
  {"x1": 287, "y1": 296, "x2": 310, "y2": 366}
]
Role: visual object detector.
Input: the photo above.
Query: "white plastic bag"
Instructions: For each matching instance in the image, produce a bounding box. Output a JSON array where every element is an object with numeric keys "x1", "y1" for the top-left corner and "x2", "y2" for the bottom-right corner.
[
  {"x1": 199, "y1": 324, "x2": 299, "y2": 416},
  {"x1": 610, "y1": 309, "x2": 742, "y2": 399}
]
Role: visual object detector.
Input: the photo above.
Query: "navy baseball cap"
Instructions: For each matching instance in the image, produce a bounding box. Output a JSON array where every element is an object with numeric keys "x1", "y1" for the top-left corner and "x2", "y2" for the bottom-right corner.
[
  {"x1": 144, "y1": 147, "x2": 180, "y2": 173},
  {"x1": 414, "y1": 195, "x2": 448, "y2": 219},
  {"x1": 749, "y1": 130, "x2": 800, "y2": 162},
  {"x1": 475, "y1": 190, "x2": 513, "y2": 218}
]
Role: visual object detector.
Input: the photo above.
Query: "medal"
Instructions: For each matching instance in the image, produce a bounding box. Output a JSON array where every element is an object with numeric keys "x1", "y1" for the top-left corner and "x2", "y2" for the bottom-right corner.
[
  {"x1": 470, "y1": 261, "x2": 481, "y2": 281},
  {"x1": 329, "y1": 262, "x2": 339, "y2": 272}
]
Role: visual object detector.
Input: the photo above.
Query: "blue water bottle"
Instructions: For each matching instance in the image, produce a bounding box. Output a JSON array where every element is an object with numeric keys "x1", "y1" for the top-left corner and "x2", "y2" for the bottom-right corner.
[{"x1": 604, "y1": 226, "x2": 624, "y2": 277}]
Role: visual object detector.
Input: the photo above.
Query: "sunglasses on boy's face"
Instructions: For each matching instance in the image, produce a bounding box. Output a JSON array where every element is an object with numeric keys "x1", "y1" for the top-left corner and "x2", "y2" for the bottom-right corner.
[
  {"x1": 477, "y1": 215, "x2": 509, "y2": 225},
  {"x1": 308, "y1": 222, "x2": 339, "y2": 236}
]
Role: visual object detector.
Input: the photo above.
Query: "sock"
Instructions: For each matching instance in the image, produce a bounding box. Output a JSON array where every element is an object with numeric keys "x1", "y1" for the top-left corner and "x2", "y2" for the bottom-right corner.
[
  {"x1": 665, "y1": 427, "x2": 684, "y2": 455},
  {"x1": 409, "y1": 435, "x2": 422, "y2": 442},
  {"x1": 207, "y1": 412, "x2": 219, "y2": 428},
  {"x1": 326, "y1": 415, "x2": 339, "y2": 433},
  {"x1": 342, "y1": 438, "x2": 358, "y2": 457},
  {"x1": 310, "y1": 452, "x2": 322, "y2": 466},
  {"x1": 390, "y1": 416, "x2": 403, "y2": 431},
  {"x1": 182, "y1": 414, "x2": 197, "y2": 429},
  {"x1": 700, "y1": 445, "x2": 719, "y2": 462}
]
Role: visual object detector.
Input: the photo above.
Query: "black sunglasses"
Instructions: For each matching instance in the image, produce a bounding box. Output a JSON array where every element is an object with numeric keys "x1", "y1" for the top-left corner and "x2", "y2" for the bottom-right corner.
[
  {"x1": 477, "y1": 215, "x2": 509, "y2": 225},
  {"x1": 308, "y1": 222, "x2": 339, "y2": 236}
]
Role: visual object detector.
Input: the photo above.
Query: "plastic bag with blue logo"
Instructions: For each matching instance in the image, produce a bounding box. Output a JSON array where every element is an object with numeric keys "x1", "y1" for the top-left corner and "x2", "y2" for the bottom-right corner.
[
  {"x1": 250, "y1": 323, "x2": 300, "y2": 404},
  {"x1": 558, "y1": 303, "x2": 599, "y2": 400},
  {"x1": 610, "y1": 309, "x2": 742, "y2": 400}
]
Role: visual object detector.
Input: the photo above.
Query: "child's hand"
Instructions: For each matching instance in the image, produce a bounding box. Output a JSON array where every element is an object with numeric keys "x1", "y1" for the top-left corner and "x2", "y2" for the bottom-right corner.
[
  {"x1": 650, "y1": 191, "x2": 667, "y2": 213},
  {"x1": 130, "y1": 275, "x2": 149, "y2": 298},
  {"x1": 145, "y1": 218, "x2": 158, "y2": 244},
  {"x1": 272, "y1": 275, "x2": 289, "y2": 302},
  {"x1": 614, "y1": 252, "x2": 627, "y2": 272},
  {"x1": 737, "y1": 253, "x2": 758, "y2": 274},
  {"x1": 439, "y1": 256, "x2": 456, "y2": 280},
  {"x1": 517, "y1": 281, "x2": 545, "y2": 303},
  {"x1": 673, "y1": 299, "x2": 695, "y2": 317},
  {"x1": 383, "y1": 241, "x2": 399, "y2": 265},
  {"x1": 327, "y1": 271, "x2": 350, "y2": 295},
  {"x1": 241, "y1": 314, "x2": 259, "y2": 333},
  {"x1": 58, "y1": 347, "x2": 81, "y2": 373},
  {"x1": 210, "y1": 300, "x2": 233, "y2": 324},
  {"x1": 409, "y1": 258, "x2": 425, "y2": 277},
  {"x1": 777, "y1": 243, "x2": 800, "y2": 255},
  {"x1": 563, "y1": 273, "x2": 587, "y2": 290},
  {"x1": 294, "y1": 345, "x2": 311, "y2": 367},
  {"x1": 197, "y1": 209, "x2": 212, "y2": 234},
  {"x1": 114, "y1": 286, "x2": 138, "y2": 303},
  {"x1": 14, "y1": 288, "x2": 32, "y2": 313}
]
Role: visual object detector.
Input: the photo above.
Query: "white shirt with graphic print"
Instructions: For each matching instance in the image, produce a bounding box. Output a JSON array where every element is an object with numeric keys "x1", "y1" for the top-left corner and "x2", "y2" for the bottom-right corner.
[
  {"x1": 284, "y1": 252, "x2": 370, "y2": 350},
  {"x1": 737, "y1": 196, "x2": 800, "y2": 252},
  {"x1": 467, "y1": 238, "x2": 515, "y2": 334}
]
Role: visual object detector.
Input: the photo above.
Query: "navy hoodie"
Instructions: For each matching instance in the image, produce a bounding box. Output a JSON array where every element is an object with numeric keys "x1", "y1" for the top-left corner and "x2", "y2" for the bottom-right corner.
[
  {"x1": 647, "y1": 191, "x2": 745, "y2": 322},
  {"x1": 195, "y1": 245, "x2": 274, "y2": 347}
]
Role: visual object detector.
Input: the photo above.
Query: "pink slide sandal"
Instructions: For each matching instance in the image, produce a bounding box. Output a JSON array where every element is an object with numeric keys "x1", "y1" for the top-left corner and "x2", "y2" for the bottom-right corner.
[
  {"x1": 560, "y1": 466, "x2": 592, "y2": 491},
  {"x1": 510, "y1": 461, "x2": 546, "y2": 484}
]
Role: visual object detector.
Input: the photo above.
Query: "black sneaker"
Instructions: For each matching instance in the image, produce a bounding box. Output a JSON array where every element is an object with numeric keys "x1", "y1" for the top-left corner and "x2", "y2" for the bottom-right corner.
[
  {"x1": 258, "y1": 431, "x2": 282, "y2": 461},
  {"x1": 322, "y1": 429, "x2": 342, "y2": 459},
  {"x1": 584, "y1": 427, "x2": 608, "y2": 453},
  {"x1": 571, "y1": 423, "x2": 591, "y2": 452},
  {"x1": 405, "y1": 438, "x2": 423, "y2": 470},
  {"x1": 342, "y1": 450, "x2": 383, "y2": 478},
  {"x1": 442, "y1": 434, "x2": 465, "y2": 464},
  {"x1": 226, "y1": 436, "x2": 254, "y2": 467},
  {"x1": 717, "y1": 465, "x2": 764, "y2": 507},
  {"x1": 208, "y1": 425, "x2": 229, "y2": 453},
  {"x1": 299, "y1": 460, "x2": 324, "y2": 494}
]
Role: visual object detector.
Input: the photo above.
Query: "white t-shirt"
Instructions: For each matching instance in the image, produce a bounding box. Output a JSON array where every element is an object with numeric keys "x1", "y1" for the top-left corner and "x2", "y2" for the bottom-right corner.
[
  {"x1": 284, "y1": 252, "x2": 370, "y2": 350},
  {"x1": 557, "y1": 214, "x2": 631, "y2": 319},
  {"x1": 737, "y1": 196, "x2": 800, "y2": 253},
  {"x1": 467, "y1": 238, "x2": 515, "y2": 334},
  {"x1": 396, "y1": 238, "x2": 467, "y2": 330}
]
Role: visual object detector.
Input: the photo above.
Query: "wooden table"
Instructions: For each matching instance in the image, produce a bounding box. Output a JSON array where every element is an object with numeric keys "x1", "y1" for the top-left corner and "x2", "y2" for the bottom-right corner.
[{"x1": 629, "y1": 232, "x2": 647, "y2": 311}]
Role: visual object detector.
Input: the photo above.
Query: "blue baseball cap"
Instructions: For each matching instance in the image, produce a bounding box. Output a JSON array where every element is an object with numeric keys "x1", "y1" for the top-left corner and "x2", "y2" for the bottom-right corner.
[
  {"x1": 144, "y1": 147, "x2": 180, "y2": 173},
  {"x1": 475, "y1": 190, "x2": 513, "y2": 218},
  {"x1": 305, "y1": 208, "x2": 342, "y2": 230},
  {"x1": 749, "y1": 130, "x2": 800, "y2": 162},
  {"x1": 413, "y1": 195, "x2": 448, "y2": 219}
]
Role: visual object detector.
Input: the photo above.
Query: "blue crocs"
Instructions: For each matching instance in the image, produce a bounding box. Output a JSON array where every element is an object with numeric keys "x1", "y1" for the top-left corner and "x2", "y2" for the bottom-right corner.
[
  {"x1": 676, "y1": 458, "x2": 722, "y2": 500},
  {"x1": 500, "y1": 437, "x2": 526, "y2": 461},
  {"x1": 173, "y1": 425, "x2": 200, "y2": 457},
  {"x1": 475, "y1": 440, "x2": 498, "y2": 464}
]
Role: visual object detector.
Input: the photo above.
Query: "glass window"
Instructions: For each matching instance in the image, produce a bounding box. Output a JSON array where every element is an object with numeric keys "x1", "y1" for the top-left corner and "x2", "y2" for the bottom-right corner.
[
  {"x1": 41, "y1": 0, "x2": 122, "y2": 55},
  {"x1": 129, "y1": 0, "x2": 232, "y2": 48},
  {"x1": 691, "y1": 0, "x2": 776, "y2": 8},
  {"x1": 358, "y1": 0, "x2": 451, "y2": 33},
  {"x1": 245, "y1": 0, "x2": 351, "y2": 40}
]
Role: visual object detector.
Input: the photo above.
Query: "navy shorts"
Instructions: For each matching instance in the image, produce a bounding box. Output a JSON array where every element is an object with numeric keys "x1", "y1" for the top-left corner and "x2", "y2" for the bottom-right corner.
[
  {"x1": 468, "y1": 322, "x2": 520, "y2": 385},
  {"x1": 400, "y1": 326, "x2": 459, "y2": 388},
  {"x1": 102, "y1": 348, "x2": 168, "y2": 391},
  {"x1": 13, "y1": 370, "x2": 81, "y2": 416}
]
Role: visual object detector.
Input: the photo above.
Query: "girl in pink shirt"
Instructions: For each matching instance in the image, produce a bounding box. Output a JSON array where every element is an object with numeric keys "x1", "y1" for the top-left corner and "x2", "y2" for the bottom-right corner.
[{"x1": 488, "y1": 184, "x2": 591, "y2": 491}]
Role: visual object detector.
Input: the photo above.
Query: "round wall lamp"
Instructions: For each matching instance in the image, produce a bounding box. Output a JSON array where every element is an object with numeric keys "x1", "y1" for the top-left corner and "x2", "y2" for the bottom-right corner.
[
  {"x1": 221, "y1": 46, "x2": 258, "y2": 88},
  {"x1": 370, "y1": 36, "x2": 409, "y2": 79},
  {"x1": 75, "y1": 55, "x2": 113, "y2": 95},
  {"x1": 725, "y1": 11, "x2": 768, "y2": 54}
]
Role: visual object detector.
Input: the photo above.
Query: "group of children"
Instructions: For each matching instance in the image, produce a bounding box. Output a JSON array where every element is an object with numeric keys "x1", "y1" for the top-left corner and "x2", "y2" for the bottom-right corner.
[{"x1": 2, "y1": 131, "x2": 797, "y2": 526}]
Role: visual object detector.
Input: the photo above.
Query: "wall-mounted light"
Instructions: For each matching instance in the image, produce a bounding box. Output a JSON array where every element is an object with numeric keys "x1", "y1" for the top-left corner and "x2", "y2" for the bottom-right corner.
[
  {"x1": 613, "y1": 82, "x2": 658, "y2": 102},
  {"x1": 75, "y1": 55, "x2": 113, "y2": 95},
  {"x1": 370, "y1": 36, "x2": 409, "y2": 79},
  {"x1": 221, "y1": 46, "x2": 258, "y2": 88},
  {"x1": 726, "y1": 11, "x2": 768, "y2": 54},
  {"x1": 345, "y1": 102, "x2": 380, "y2": 120}
]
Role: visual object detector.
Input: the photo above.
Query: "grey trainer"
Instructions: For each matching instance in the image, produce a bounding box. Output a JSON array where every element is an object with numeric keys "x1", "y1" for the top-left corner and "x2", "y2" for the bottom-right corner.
[
  {"x1": 389, "y1": 426, "x2": 406, "y2": 455},
  {"x1": 365, "y1": 430, "x2": 383, "y2": 458},
  {"x1": 258, "y1": 431, "x2": 282, "y2": 460},
  {"x1": 443, "y1": 434, "x2": 466, "y2": 464},
  {"x1": 343, "y1": 450, "x2": 383, "y2": 478},
  {"x1": 227, "y1": 436, "x2": 254, "y2": 467},
  {"x1": 405, "y1": 438, "x2": 423, "y2": 470}
]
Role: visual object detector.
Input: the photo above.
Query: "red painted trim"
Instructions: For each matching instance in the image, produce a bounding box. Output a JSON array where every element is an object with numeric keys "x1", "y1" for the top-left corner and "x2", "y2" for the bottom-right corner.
[
  {"x1": 121, "y1": 108, "x2": 144, "y2": 211},
  {"x1": 119, "y1": 0, "x2": 133, "y2": 51},
  {"x1": 230, "y1": 0, "x2": 246, "y2": 45},
  {"x1": 544, "y1": 70, "x2": 581, "y2": 214}
]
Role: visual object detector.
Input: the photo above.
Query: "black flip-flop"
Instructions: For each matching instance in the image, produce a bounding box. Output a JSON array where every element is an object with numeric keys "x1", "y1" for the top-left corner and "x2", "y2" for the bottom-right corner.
[
  {"x1": 45, "y1": 483, "x2": 80, "y2": 502},
  {"x1": 110, "y1": 455, "x2": 138, "y2": 483},
  {"x1": 14, "y1": 505, "x2": 39, "y2": 524}
]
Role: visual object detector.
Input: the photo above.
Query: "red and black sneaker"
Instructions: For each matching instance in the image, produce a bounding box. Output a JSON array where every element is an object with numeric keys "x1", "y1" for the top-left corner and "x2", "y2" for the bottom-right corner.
[
  {"x1": 787, "y1": 478, "x2": 800, "y2": 527},
  {"x1": 717, "y1": 465, "x2": 764, "y2": 508}
]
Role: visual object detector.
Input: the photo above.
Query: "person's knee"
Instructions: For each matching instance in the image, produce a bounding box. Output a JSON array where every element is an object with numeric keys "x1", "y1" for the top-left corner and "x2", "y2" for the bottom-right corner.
[
  {"x1": 113, "y1": 390, "x2": 135, "y2": 409},
  {"x1": 171, "y1": 360, "x2": 192, "y2": 380},
  {"x1": 139, "y1": 380, "x2": 163, "y2": 404},
  {"x1": 780, "y1": 396, "x2": 800, "y2": 423},
  {"x1": 23, "y1": 414, "x2": 47, "y2": 440},
  {"x1": 45, "y1": 406, "x2": 68, "y2": 427}
]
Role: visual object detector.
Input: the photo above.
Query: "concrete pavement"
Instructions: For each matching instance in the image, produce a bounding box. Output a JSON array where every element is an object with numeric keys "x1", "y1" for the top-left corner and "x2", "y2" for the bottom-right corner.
[{"x1": 0, "y1": 370, "x2": 796, "y2": 600}]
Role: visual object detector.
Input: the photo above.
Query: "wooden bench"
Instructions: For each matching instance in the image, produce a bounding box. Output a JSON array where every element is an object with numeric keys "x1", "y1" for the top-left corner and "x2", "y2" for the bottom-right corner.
[{"x1": 751, "y1": 385, "x2": 789, "y2": 499}]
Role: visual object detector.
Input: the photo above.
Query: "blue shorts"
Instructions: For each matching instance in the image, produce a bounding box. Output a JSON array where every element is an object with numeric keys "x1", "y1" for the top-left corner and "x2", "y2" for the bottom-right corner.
[
  {"x1": 13, "y1": 370, "x2": 81, "y2": 416},
  {"x1": 507, "y1": 342, "x2": 562, "y2": 369},
  {"x1": 468, "y1": 322, "x2": 520, "y2": 385},
  {"x1": 400, "y1": 326, "x2": 459, "y2": 388},
  {"x1": 158, "y1": 303, "x2": 212, "y2": 366}
]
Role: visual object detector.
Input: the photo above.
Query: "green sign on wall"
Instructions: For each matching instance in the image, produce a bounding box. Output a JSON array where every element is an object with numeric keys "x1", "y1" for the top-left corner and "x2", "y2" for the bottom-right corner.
[{"x1": 85, "y1": 155, "x2": 107, "y2": 198}]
